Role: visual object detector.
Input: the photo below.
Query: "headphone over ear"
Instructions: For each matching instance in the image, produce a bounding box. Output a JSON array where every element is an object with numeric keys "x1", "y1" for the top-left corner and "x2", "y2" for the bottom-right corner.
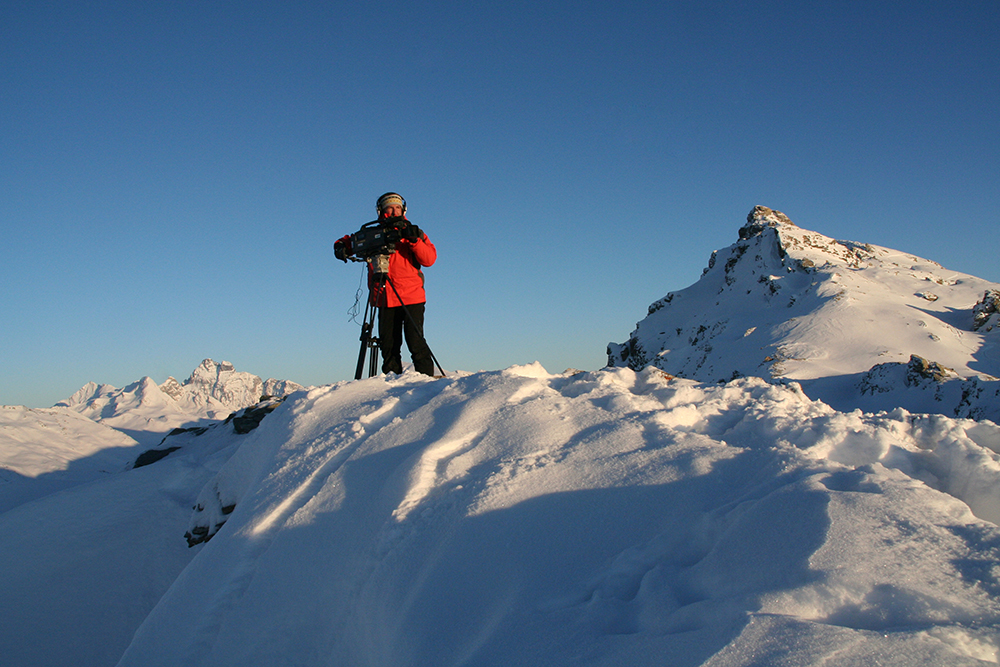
[{"x1": 376, "y1": 192, "x2": 407, "y2": 216}]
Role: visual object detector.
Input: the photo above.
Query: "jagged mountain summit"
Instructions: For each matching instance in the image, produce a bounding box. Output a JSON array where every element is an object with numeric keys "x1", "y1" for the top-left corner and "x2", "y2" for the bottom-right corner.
[
  {"x1": 55, "y1": 359, "x2": 305, "y2": 445},
  {"x1": 158, "y1": 359, "x2": 303, "y2": 414},
  {"x1": 608, "y1": 206, "x2": 1000, "y2": 420}
]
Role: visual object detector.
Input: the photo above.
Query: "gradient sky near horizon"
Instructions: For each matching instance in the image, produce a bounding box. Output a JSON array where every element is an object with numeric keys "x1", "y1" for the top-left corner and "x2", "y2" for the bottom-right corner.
[{"x1": 3, "y1": 1, "x2": 998, "y2": 408}]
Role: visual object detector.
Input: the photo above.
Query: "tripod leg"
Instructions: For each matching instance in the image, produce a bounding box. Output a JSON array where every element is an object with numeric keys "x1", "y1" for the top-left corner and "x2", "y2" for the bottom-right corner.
[
  {"x1": 369, "y1": 337, "x2": 380, "y2": 377},
  {"x1": 355, "y1": 298, "x2": 378, "y2": 381},
  {"x1": 356, "y1": 277, "x2": 394, "y2": 380}
]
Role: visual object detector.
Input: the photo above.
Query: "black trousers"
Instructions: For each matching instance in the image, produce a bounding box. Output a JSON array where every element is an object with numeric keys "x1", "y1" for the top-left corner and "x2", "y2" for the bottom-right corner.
[{"x1": 378, "y1": 303, "x2": 434, "y2": 376}]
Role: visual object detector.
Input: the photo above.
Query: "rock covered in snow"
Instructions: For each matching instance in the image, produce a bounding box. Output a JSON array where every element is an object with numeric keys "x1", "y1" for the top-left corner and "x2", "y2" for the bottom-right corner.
[
  {"x1": 608, "y1": 206, "x2": 1000, "y2": 420},
  {"x1": 859, "y1": 354, "x2": 954, "y2": 395}
]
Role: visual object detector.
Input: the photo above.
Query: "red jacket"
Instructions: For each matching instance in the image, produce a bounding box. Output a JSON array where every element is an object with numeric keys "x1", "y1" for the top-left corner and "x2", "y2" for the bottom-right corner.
[{"x1": 370, "y1": 232, "x2": 437, "y2": 307}]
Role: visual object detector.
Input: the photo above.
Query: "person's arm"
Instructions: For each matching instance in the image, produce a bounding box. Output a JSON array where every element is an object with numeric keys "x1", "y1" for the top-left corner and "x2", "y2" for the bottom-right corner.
[
  {"x1": 401, "y1": 224, "x2": 436, "y2": 267},
  {"x1": 334, "y1": 235, "x2": 352, "y2": 262}
]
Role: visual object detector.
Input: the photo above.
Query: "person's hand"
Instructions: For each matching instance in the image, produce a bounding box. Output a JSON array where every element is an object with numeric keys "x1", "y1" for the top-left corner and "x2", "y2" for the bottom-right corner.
[
  {"x1": 402, "y1": 224, "x2": 423, "y2": 241},
  {"x1": 334, "y1": 235, "x2": 352, "y2": 262}
]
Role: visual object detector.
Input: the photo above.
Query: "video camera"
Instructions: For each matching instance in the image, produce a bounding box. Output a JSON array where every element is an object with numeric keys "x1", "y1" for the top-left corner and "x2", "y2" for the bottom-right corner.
[{"x1": 348, "y1": 216, "x2": 408, "y2": 259}]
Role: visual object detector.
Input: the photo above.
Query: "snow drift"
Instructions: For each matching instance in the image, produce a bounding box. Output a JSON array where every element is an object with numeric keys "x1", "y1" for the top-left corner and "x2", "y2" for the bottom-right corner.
[{"x1": 108, "y1": 366, "x2": 1000, "y2": 666}]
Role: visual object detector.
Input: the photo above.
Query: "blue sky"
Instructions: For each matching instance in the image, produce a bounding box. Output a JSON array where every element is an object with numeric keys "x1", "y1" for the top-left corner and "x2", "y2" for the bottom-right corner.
[{"x1": 2, "y1": 1, "x2": 998, "y2": 408}]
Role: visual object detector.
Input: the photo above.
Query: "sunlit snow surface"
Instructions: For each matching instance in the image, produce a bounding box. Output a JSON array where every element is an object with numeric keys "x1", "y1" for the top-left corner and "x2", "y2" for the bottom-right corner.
[{"x1": 35, "y1": 365, "x2": 991, "y2": 666}]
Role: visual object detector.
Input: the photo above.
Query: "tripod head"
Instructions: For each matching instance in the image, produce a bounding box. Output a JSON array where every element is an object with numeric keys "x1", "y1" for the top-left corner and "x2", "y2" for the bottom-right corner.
[{"x1": 366, "y1": 252, "x2": 392, "y2": 281}]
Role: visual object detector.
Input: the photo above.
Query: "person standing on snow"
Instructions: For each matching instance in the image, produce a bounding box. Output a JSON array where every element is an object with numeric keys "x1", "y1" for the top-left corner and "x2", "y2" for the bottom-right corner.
[{"x1": 334, "y1": 192, "x2": 438, "y2": 376}]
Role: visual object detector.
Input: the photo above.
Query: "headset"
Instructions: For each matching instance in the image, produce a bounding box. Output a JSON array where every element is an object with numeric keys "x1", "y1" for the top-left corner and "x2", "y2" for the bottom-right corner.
[{"x1": 376, "y1": 192, "x2": 407, "y2": 216}]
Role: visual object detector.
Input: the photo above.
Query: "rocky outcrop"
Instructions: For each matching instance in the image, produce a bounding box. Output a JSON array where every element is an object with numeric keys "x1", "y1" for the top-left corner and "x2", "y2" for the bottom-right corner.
[
  {"x1": 973, "y1": 290, "x2": 1000, "y2": 332},
  {"x1": 905, "y1": 355, "x2": 954, "y2": 384},
  {"x1": 859, "y1": 355, "x2": 954, "y2": 396},
  {"x1": 225, "y1": 396, "x2": 286, "y2": 435},
  {"x1": 738, "y1": 204, "x2": 794, "y2": 239},
  {"x1": 131, "y1": 397, "x2": 286, "y2": 473}
]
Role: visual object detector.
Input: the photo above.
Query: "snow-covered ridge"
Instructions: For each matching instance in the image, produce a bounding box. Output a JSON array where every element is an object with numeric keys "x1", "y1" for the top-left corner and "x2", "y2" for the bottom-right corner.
[
  {"x1": 609, "y1": 206, "x2": 1000, "y2": 420},
  {"x1": 0, "y1": 405, "x2": 142, "y2": 512},
  {"x1": 1, "y1": 360, "x2": 305, "y2": 511}
]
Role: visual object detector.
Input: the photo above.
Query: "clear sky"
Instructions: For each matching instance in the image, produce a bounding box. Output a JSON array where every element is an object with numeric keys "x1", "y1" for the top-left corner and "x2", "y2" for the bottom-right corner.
[{"x1": 2, "y1": 1, "x2": 998, "y2": 408}]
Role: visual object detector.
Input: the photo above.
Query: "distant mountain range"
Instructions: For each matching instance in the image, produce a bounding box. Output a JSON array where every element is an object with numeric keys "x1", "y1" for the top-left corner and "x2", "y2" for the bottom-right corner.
[{"x1": 53, "y1": 358, "x2": 306, "y2": 446}]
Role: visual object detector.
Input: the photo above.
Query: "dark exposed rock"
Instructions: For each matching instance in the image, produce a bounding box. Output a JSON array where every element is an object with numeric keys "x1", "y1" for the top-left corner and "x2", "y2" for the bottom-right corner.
[
  {"x1": 184, "y1": 397, "x2": 288, "y2": 546},
  {"x1": 225, "y1": 396, "x2": 286, "y2": 434},
  {"x1": 132, "y1": 398, "x2": 285, "y2": 472},
  {"x1": 739, "y1": 205, "x2": 793, "y2": 240},
  {"x1": 858, "y1": 354, "x2": 954, "y2": 396},
  {"x1": 133, "y1": 446, "x2": 182, "y2": 468},
  {"x1": 905, "y1": 354, "x2": 953, "y2": 385},
  {"x1": 162, "y1": 426, "x2": 209, "y2": 442}
]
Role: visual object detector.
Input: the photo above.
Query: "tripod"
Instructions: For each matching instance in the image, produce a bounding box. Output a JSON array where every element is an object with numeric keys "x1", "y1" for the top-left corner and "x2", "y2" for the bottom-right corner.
[
  {"x1": 354, "y1": 277, "x2": 383, "y2": 380},
  {"x1": 354, "y1": 257, "x2": 445, "y2": 380}
]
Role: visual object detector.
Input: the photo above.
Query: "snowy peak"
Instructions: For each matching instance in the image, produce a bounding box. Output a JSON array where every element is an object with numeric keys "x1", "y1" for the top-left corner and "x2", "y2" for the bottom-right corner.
[
  {"x1": 173, "y1": 359, "x2": 305, "y2": 410},
  {"x1": 609, "y1": 206, "x2": 1000, "y2": 420},
  {"x1": 55, "y1": 377, "x2": 173, "y2": 421},
  {"x1": 736, "y1": 204, "x2": 886, "y2": 271},
  {"x1": 173, "y1": 359, "x2": 265, "y2": 413},
  {"x1": 59, "y1": 381, "x2": 117, "y2": 409}
]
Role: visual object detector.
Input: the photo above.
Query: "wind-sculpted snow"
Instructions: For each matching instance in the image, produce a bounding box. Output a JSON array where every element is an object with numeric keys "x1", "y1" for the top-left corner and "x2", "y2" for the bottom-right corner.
[{"x1": 114, "y1": 366, "x2": 1000, "y2": 667}]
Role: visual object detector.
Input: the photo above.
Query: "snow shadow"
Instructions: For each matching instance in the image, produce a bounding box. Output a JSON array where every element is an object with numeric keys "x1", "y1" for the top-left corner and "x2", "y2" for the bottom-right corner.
[
  {"x1": 910, "y1": 303, "x2": 1000, "y2": 378},
  {"x1": 0, "y1": 442, "x2": 142, "y2": 513},
  {"x1": 246, "y1": 441, "x2": 833, "y2": 667},
  {"x1": 946, "y1": 522, "x2": 1000, "y2": 598}
]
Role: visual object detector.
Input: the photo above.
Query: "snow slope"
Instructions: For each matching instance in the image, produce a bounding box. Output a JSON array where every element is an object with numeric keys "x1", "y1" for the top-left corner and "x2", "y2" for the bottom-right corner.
[
  {"x1": 101, "y1": 366, "x2": 1000, "y2": 667},
  {"x1": 0, "y1": 405, "x2": 140, "y2": 511},
  {"x1": 0, "y1": 412, "x2": 247, "y2": 666},
  {"x1": 608, "y1": 206, "x2": 1000, "y2": 420}
]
